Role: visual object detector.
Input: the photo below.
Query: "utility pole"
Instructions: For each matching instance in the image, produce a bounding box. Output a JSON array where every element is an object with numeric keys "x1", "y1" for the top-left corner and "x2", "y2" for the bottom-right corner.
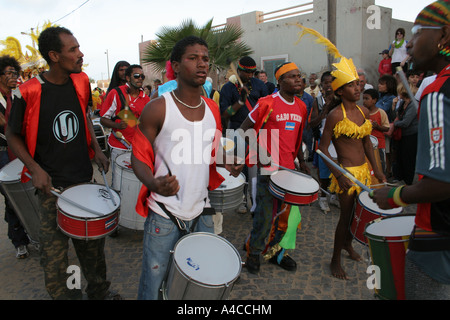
[
  {"x1": 105, "y1": 49, "x2": 110, "y2": 80},
  {"x1": 327, "y1": 0, "x2": 337, "y2": 68}
]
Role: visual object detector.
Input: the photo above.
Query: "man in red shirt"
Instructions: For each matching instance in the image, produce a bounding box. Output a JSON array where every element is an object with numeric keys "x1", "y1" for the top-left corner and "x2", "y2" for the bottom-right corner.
[
  {"x1": 240, "y1": 62, "x2": 309, "y2": 274},
  {"x1": 100, "y1": 64, "x2": 150, "y2": 188}
]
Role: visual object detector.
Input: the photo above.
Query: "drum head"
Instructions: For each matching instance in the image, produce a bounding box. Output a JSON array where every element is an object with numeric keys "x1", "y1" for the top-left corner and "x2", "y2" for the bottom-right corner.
[
  {"x1": 270, "y1": 170, "x2": 319, "y2": 195},
  {"x1": 173, "y1": 233, "x2": 241, "y2": 286},
  {"x1": 57, "y1": 184, "x2": 120, "y2": 218},
  {"x1": 365, "y1": 215, "x2": 415, "y2": 238},
  {"x1": 0, "y1": 158, "x2": 24, "y2": 182},
  {"x1": 358, "y1": 191, "x2": 402, "y2": 216},
  {"x1": 115, "y1": 152, "x2": 133, "y2": 170},
  {"x1": 216, "y1": 167, "x2": 245, "y2": 190}
]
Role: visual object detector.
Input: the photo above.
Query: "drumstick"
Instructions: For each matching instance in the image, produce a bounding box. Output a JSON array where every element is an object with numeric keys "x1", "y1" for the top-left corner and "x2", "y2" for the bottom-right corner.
[
  {"x1": 316, "y1": 150, "x2": 374, "y2": 196},
  {"x1": 112, "y1": 131, "x2": 131, "y2": 149},
  {"x1": 101, "y1": 169, "x2": 117, "y2": 206},
  {"x1": 271, "y1": 163, "x2": 312, "y2": 179},
  {"x1": 396, "y1": 67, "x2": 419, "y2": 110},
  {"x1": 227, "y1": 58, "x2": 244, "y2": 88},
  {"x1": 115, "y1": 132, "x2": 131, "y2": 147},
  {"x1": 25, "y1": 173, "x2": 105, "y2": 217}
]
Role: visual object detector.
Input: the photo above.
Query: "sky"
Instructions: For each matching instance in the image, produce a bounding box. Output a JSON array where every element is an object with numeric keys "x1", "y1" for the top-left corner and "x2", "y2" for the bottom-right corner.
[{"x1": 0, "y1": 0, "x2": 435, "y2": 81}]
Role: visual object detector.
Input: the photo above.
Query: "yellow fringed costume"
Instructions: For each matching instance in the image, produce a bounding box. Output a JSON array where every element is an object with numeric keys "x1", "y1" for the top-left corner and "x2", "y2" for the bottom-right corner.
[
  {"x1": 333, "y1": 104, "x2": 372, "y2": 139},
  {"x1": 329, "y1": 163, "x2": 372, "y2": 195}
]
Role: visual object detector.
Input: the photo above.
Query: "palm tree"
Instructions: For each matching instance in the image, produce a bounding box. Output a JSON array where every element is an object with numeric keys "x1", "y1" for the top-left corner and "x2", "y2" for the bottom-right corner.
[{"x1": 142, "y1": 18, "x2": 253, "y2": 79}]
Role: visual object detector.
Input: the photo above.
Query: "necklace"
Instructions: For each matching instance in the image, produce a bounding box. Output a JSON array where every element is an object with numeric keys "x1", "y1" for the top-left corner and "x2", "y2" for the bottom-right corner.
[
  {"x1": 394, "y1": 39, "x2": 405, "y2": 49},
  {"x1": 172, "y1": 91, "x2": 204, "y2": 109}
]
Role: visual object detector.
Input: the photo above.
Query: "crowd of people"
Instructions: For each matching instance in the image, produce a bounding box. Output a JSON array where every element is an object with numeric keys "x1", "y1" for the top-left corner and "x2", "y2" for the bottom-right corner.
[{"x1": 0, "y1": 0, "x2": 448, "y2": 301}]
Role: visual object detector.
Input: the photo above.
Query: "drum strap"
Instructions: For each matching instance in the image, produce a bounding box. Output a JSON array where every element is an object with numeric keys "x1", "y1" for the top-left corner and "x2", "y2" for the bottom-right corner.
[{"x1": 155, "y1": 199, "x2": 215, "y2": 236}]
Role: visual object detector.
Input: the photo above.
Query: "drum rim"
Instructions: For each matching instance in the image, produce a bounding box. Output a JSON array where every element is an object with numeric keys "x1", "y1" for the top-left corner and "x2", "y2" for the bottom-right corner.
[
  {"x1": 269, "y1": 179, "x2": 319, "y2": 196},
  {"x1": 171, "y1": 232, "x2": 242, "y2": 286},
  {"x1": 56, "y1": 182, "x2": 121, "y2": 217},
  {"x1": 358, "y1": 191, "x2": 403, "y2": 215},
  {"x1": 0, "y1": 158, "x2": 24, "y2": 183},
  {"x1": 363, "y1": 214, "x2": 416, "y2": 242}
]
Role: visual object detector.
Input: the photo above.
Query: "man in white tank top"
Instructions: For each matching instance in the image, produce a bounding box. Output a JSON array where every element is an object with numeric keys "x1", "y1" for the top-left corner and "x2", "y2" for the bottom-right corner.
[{"x1": 132, "y1": 36, "x2": 243, "y2": 300}]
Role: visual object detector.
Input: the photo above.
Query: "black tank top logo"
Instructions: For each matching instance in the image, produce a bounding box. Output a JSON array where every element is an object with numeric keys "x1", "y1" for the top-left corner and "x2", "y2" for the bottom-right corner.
[{"x1": 53, "y1": 110, "x2": 80, "y2": 143}]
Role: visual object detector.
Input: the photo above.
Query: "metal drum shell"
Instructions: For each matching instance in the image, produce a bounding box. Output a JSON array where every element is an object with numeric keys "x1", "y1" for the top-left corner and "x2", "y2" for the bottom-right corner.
[
  {"x1": 114, "y1": 152, "x2": 146, "y2": 230},
  {"x1": 208, "y1": 168, "x2": 246, "y2": 212},
  {"x1": 162, "y1": 233, "x2": 242, "y2": 300},
  {"x1": 56, "y1": 183, "x2": 120, "y2": 240},
  {"x1": 0, "y1": 159, "x2": 40, "y2": 243}
]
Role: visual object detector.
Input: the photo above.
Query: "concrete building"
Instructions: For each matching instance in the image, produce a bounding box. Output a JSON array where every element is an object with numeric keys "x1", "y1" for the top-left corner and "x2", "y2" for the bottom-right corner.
[{"x1": 139, "y1": 0, "x2": 414, "y2": 88}]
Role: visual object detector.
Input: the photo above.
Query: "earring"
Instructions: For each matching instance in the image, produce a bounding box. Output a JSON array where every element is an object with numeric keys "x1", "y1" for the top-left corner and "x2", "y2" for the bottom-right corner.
[{"x1": 439, "y1": 43, "x2": 450, "y2": 57}]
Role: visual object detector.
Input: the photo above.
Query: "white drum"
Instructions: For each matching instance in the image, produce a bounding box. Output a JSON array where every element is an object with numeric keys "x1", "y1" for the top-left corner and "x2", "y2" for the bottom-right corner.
[
  {"x1": 56, "y1": 183, "x2": 120, "y2": 240},
  {"x1": 162, "y1": 233, "x2": 242, "y2": 300},
  {"x1": 114, "y1": 152, "x2": 146, "y2": 230},
  {"x1": 269, "y1": 170, "x2": 319, "y2": 206},
  {"x1": 208, "y1": 167, "x2": 246, "y2": 212},
  {"x1": 0, "y1": 159, "x2": 40, "y2": 243}
]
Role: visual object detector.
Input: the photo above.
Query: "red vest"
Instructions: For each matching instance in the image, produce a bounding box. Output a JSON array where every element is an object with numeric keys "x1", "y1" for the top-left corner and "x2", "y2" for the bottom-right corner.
[
  {"x1": 18, "y1": 72, "x2": 94, "y2": 182},
  {"x1": 132, "y1": 97, "x2": 225, "y2": 218}
]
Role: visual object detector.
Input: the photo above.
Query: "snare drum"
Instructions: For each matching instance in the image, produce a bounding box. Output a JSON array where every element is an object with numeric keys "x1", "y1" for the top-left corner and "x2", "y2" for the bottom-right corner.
[
  {"x1": 208, "y1": 167, "x2": 246, "y2": 212},
  {"x1": 161, "y1": 232, "x2": 242, "y2": 300},
  {"x1": 364, "y1": 215, "x2": 415, "y2": 300},
  {"x1": 57, "y1": 184, "x2": 120, "y2": 240},
  {"x1": 114, "y1": 153, "x2": 146, "y2": 230},
  {"x1": 351, "y1": 191, "x2": 403, "y2": 245},
  {"x1": 0, "y1": 159, "x2": 41, "y2": 243},
  {"x1": 269, "y1": 170, "x2": 319, "y2": 206}
]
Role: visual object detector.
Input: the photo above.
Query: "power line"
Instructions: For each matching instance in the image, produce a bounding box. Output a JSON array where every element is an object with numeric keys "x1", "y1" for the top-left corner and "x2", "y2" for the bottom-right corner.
[{"x1": 52, "y1": 0, "x2": 90, "y2": 24}]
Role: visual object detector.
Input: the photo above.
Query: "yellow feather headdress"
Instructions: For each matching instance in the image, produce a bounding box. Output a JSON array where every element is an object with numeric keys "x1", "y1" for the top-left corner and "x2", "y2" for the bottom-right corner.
[{"x1": 293, "y1": 24, "x2": 359, "y2": 91}]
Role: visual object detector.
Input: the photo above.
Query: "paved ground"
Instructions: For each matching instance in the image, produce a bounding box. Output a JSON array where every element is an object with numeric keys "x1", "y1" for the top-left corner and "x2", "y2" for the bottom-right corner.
[{"x1": 0, "y1": 161, "x2": 416, "y2": 301}]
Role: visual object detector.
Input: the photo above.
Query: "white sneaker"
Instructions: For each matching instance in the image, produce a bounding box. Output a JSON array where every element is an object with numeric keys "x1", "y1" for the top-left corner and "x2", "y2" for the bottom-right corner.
[
  {"x1": 330, "y1": 194, "x2": 340, "y2": 208},
  {"x1": 16, "y1": 245, "x2": 29, "y2": 259},
  {"x1": 319, "y1": 197, "x2": 330, "y2": 212}
]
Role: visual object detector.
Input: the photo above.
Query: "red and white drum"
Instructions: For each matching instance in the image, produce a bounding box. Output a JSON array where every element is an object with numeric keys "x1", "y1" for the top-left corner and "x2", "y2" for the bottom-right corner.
[
  {"x1": 351, "y1": 191, "x2": 403, "y2": 245},
  {"x1": 269, "y1": 170, "x2": 319, "y2": 206},
  {"x1": 57, "y1": 183, "x2": 120, "y2": 240}
]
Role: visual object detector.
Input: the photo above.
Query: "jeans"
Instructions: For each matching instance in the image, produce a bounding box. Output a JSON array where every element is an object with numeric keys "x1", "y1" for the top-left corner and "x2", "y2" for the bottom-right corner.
[{"x1": 137, "y1": 209, "x2": 214, "y2": 300}]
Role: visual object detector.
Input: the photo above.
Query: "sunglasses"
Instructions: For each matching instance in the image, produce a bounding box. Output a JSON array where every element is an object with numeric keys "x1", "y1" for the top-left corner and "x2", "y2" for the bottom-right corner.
[
  {"x1": 411, "y1": 25, "x2": 442, "y2": 36},
  {"x1": 133, "y1": 73, "x2": 145, "y2": 80}
]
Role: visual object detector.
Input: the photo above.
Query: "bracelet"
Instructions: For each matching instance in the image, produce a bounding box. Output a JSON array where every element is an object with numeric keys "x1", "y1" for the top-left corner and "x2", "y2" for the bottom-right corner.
[
  {"x1": 393, "y1": 186, "x2": 408, "y2": 207},
  {"x1": 387, "y1": 187, "x2": 399, "y2": 208},
  {"x1": 238, "y1": 100, "x2": 245, "y2": 106},
  {"x1": 227, "y1": 106, "x2": 236, "y2": 116}
]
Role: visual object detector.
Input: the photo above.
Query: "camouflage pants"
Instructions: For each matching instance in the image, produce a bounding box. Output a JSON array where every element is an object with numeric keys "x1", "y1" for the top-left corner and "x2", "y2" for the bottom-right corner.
[{"x1": 38, "y1": 191, "x2": 111, "y2": 300}]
